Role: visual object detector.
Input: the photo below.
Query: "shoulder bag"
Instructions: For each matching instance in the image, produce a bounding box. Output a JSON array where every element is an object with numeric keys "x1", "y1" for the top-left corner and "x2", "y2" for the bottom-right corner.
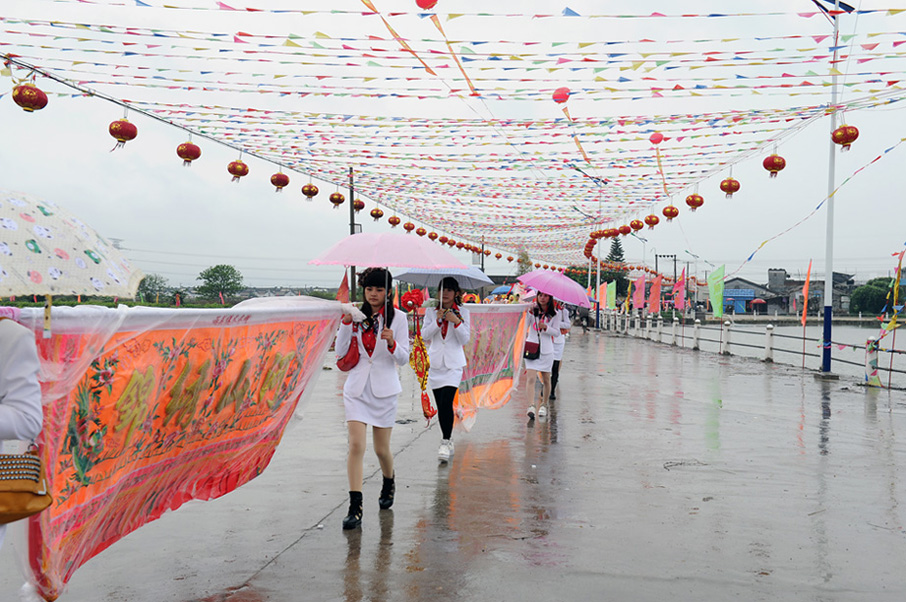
[
  {"x1": 523, "y1": 316, "x2": 541, "y2": 360},
  {"x1": 0, "y1": 446, "x2": 52, "y2": 524},
  {"x1": 336, "y1": 323, "x2": 360, "y2": 372}
]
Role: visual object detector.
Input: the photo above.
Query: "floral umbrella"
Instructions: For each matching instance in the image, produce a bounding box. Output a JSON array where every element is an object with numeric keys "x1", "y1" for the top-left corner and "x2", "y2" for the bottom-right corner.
[{"x1": 0, "y1": 190, "x2": 143, "y2": 297}]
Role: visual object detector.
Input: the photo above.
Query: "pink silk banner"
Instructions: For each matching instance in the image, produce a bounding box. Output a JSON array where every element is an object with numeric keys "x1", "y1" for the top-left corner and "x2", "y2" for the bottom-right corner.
[
  {"x1": 648, "y1": 275, "x2": 663, "y2": 313},
  {"x1": 632, "y1": 275, "x2": 646, "y2": 309},
  {"x1": 8, "y1": 301, "x2": 340, "y2": 601}
]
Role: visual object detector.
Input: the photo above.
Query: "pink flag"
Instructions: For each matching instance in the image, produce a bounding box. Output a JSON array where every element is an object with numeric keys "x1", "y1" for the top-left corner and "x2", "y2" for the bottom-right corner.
[
  {"x1": 336, "y1": 272, "x2": 350, "y2": 303},
  {"x1": 597, "y1": 283, "x2": 607, "y2": 306},
  {"x1": 632, "y1": 274, "x2": 646, "y2": 309},
  {"x1": 801, "y1": 260, "x2": 812, "y2": 326},
  {"x1": 672, "y1": 268, "x2": 686, "y2": 309},
  {"x1": 648, "y1": 275, "x2": 662, "y2": 313}
]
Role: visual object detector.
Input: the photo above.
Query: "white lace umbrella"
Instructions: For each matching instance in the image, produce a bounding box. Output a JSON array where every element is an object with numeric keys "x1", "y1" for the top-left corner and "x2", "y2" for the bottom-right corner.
[{"x1": 0, "y1": 190, "x2": 143, "y2": 297}]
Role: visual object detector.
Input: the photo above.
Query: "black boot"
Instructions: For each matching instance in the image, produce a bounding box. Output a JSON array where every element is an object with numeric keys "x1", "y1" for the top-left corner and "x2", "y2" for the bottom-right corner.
[
  {"x1": 378, "y1": 474, "x2": 395, "y2": 510},
  {"x1": 342, "y1": 491, "x2": 363, "y2": 530}
]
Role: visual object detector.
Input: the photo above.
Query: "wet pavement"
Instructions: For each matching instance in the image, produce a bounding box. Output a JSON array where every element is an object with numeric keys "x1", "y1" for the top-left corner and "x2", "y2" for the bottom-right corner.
[{"x1": 2, "y1": 328, "x2": 906, "y2": 601}]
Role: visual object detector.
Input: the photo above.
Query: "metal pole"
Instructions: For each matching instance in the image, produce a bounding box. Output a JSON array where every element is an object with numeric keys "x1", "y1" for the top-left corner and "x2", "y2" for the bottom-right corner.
[
  {"x1": 348, "y1": 167, "x2": 357, "y2": 301},
  {"x1": 822, "y1": 2, "x2": 840, "y2": 373}
]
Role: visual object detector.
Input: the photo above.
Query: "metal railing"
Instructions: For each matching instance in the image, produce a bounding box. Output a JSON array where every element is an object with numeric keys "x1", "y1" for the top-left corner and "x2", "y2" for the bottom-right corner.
[{"x1": 598, "y1": 310, "x2": 905, "y2": 390}]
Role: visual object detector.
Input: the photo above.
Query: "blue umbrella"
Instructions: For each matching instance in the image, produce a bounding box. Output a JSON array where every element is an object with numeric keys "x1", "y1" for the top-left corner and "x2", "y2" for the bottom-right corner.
[{"x1": 491, "y1": 284, "x2": 513, "y2": 295}]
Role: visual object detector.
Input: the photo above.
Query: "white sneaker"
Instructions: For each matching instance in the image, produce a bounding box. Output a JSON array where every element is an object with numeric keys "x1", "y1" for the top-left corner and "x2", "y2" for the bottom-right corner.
[
  {"x1": 438, "y1": 439, "x2": 452, "y2": 463},
  {"x1": 527, "y1": 405, "x2": 536, "y2": 419},
  {"x1": 538, "y1": 405, "x2": 547, "y2": 418}
]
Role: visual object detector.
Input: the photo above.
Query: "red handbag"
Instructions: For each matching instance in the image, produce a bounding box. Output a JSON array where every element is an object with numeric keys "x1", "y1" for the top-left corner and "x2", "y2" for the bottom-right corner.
[{"x1": 336, "y1": 324, "x2": 360, "y2": 372}]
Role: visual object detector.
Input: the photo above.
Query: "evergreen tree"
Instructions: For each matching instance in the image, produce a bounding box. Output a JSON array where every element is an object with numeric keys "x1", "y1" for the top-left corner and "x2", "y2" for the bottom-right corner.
[{"x1": 601, "y1": 238, "x2": 629, "y2": 297}]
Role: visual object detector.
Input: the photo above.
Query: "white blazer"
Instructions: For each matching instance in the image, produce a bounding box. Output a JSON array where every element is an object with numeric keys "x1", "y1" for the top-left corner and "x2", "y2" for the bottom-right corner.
[
  {"x1": 0, "y1": 319, "x2": 43, "y2": 443},
  {"x1": 422, "y1": 306, "x2": 471, "y2": 370},
  {"x1": 552, "y1": 307, "x2": 571, "y2": 345},
  {"x1": 335, "y1": 310, "x2": 410, "y2": 399},
  {"x1": 526, "y1": 310, "x2": 565, "y2": 355}
]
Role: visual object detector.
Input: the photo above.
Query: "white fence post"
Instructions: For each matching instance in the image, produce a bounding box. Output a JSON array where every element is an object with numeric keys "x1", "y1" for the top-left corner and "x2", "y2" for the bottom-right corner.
[
  {"x1": 671, "y1": 317, "x2": 678, "y2": 346},
  {"x1": 720, "y1": 320, "x2": 731, "y2": 355},
  {"x1": 657, "y1": 315, "x2": 663, "y2": 343},
  {"x1": 645, "y1": 316, "x2": 652, "y2": 339},
  {"x1": 692, "y1": 319, "x2": 701, "y2": 350},
  {"x1": 764, "y1": 324, "x2": 774, "y2": 362}
]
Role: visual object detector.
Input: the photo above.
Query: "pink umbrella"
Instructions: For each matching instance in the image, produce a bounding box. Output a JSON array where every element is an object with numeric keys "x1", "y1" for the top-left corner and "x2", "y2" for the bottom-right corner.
[
  {"x1": 309, "y1": 232, "x2": 469, "y2": 269},
  {"x1": 517, "y1": 269, "x2": 591, "y2": 308}
]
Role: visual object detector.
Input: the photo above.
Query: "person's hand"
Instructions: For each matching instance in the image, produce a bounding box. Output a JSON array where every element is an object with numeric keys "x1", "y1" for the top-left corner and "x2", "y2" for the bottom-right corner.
[
  {"x1": 443, "y1": 309, "x2": 461, "y2": 325},
  {"x1": 560, "y1": 328, "x2": 569, "y2": 335},
  {"x1": 341, "y1": 303, "x2": 366, "y2": 323},
  {"x1": 538, "y1": 322, "x2": 548, "y2": 331},
  {"x1": 381, "y1": 328, "x2": 395, "y2": 346}
]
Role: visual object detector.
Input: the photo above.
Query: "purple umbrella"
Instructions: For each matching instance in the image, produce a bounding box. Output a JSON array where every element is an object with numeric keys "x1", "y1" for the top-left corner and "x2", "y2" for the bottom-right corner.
[{"x1": 517, "y1": 269, "x2": 591, "y2": 307}]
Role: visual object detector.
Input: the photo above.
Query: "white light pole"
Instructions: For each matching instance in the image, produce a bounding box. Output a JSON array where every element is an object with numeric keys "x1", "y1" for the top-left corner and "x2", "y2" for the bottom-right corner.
[{"x1": 822, "y1": 0, "x2": 841, "y2": 374}]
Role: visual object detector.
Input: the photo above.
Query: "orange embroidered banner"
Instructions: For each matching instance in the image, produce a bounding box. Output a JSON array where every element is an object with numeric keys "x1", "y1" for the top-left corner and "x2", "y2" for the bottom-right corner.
[{"x1": 8, "y1": 301, "x2": 340, "y2": 600}]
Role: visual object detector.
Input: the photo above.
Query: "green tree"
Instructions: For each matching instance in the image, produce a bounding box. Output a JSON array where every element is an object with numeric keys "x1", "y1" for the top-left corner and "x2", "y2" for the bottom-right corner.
[
  {"x1": 196, "y1": 264, "x2": 244, "y2": 302},
  {"x1": 137, "y1": 273, "x2": 168, "y2": 303},
  {"x1": 515, "y1": 249, "x2": 532, "y2": 276},
  {"x1": 601, "y1": 238, "x2": 629, "y2": 296},
  {"x1": 850, "y1": 277, "x2": 905, "y2": 315}
]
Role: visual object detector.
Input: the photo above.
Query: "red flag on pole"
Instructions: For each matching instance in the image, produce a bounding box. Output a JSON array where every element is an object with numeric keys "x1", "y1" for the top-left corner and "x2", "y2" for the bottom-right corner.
[
  {"x1": 801, "y1": 260, "x2": 812, "y2": 326},
  {"x1": 336, "y1": 272, "x2": 350, "y2": 303}
]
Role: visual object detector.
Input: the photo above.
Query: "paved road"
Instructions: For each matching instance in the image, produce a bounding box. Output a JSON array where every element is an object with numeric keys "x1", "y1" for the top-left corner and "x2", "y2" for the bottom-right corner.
[{"x1": 2, "y1": 329, "x2": 905, "y2": 601}]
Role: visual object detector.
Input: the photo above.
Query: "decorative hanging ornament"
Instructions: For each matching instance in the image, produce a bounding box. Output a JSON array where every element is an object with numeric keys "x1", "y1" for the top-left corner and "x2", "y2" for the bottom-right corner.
[
  {"x1": 618, "y1": 225, "x2": 632, "y2": 236},
  {"x1": 428, "y1": 231, "x2": 438, "y2": 241},
  {"x1": 447, "y1": 239, "x2": 457, "y2": 247},
  {"x1": 416, "y1": 227, "x2": 427, "y2": 237},
  {"x1": 484, "y1": 250, "x2": 491, "y2": 257},
  {"x1": 649, "y1": 132, "x2": 664, "y2": 145},
  {"x1": 456, "y1": 242, "x2": 465, "y2": 249},
  {"x1": 495, "y1": 253, "x2": 502, "y2": 260},
  {"x1": 403, "y1": 222, "x2": 416, "y2": 233},
  {"x1": 832, "y1": 125, "x2": 859, "y2": 151},
  {"x1": 507, "y1": 256, "x2": 514, "y2": 262},
  {"x1": 108, "y1": 118, "x2": 137, "y2": 150},
  {"x1": 270, "y1": 172, "x2": 290, "y2": 192},
  {"x1": 416, "y1": 0, "x2": 437, "y2": 8},
  {"x1": 329, "y1": 192, "x2": 345, "y2": 208},
  {"x1": 763, "y1": 154, "x2": 786, "y2": 178},
  {"x1": 176, "y1": 141, "x2": 201, "y2": 166},
  {"x1": 11, "y1": 83, "x2": 48, "y2": 112},
  {"x1": 644, "y1": 214, "x2": 660, "y2": 229},
  {"x1": 370, "y1": 208, "x2": 384, "y2": 221},
  {"x1": 353, "y1": 199, "x2": 366, "y2": 213},
  {"x1": 685, "y1": 194, "x2": 704, "y2": 212},
  {"x1": 720, "y1": 177, "x2": 740, "y2": 198},
  {"x1": 662, "y1": 205, "x2": 680, "y2": 221},
  {"x1": 438, "y1": 235, "x2": 449, "y2": 244},
  {"x1": 228, "y1": 159, "x2": 249, "y2": 182},
  {"x1": 630, "y1": 219, "x2": 644, "y2": 231},
  {"x1": 388, "y1": 216, "x2": 401, "y2": 227},
  {"x1": 552, "y1": 87, "x2": 570, "y2": 104},
  {"x1": 301, "y1": 183, "x2": 319, "y2": 199}
]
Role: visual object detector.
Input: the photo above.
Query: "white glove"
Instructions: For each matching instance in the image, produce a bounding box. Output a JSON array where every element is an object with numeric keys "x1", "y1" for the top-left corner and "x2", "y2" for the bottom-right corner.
[{"x1": 341, "y1": 303, "x2": 366, "y2": 323}]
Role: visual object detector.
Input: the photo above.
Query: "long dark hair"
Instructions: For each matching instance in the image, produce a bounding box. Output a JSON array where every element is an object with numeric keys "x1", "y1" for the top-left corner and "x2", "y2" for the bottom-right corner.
[
  {"x1": 438, "y1": 276, "x2": 463, "y2": 307},
  {"x1": 532, "y1": 293, "x2": 557, "y2": 319},
  {"x1": 358, "y1": 267, "x2": 395, "y2": 328}
]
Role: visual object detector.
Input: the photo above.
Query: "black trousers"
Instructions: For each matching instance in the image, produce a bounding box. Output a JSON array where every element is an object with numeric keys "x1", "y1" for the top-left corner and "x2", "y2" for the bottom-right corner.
[
  {"x1": 432, "y1": 386, "x2": 458, "y2": 440},
  {"x1": 551, "y1": 360, "x2": 561, "y2": 392}
]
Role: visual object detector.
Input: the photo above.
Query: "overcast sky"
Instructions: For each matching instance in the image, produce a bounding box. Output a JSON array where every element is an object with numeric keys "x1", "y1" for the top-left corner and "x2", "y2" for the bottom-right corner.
[{"x1": 1, "y1": 0, "x2": 904, "y2": 290}]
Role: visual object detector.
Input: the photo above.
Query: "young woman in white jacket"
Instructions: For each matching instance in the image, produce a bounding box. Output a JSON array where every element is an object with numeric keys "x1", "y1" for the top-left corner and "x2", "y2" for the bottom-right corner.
[
  {"x1": 524, "y1": 293, "x2": 566, "y2": 420},
  {"x1": 421, "y1": 277, "x2": 470, "y2": 464},
  {"x1": 549, "y1": 303, "x2": 571, "y2": 400},
  {"x1": 335, "y1": 268, "x2": 410, "y2": 530},
  {"x1": 0, "y1": 318, "x2": 44, "y2": 550}
]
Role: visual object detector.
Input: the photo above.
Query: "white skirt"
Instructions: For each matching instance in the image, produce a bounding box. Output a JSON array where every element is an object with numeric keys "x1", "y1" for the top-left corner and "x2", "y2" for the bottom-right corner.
[
  {"x1": 552, "y1": 338, "x2": 566, "y2": 361},
  {"x1": 428, "y1": 366, "x2": 463, "y2": 390},
  {"x1": 344, "y1": 373, "x2": 398, "y2": 428},
  {"x1": 524, "y1": 351, "x2": 555, "y2": 373}
]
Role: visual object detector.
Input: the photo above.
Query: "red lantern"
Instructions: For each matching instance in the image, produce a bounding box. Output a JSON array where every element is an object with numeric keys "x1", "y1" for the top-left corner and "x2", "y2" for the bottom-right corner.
[
  {"x1": 507, "y1": 256, "x2": 514, "y2": 262},
  {"x1": 228, "y1": 160, "x2": 249, "y2": 182},
  {"x1": 388, "y1": 216, "x2": 401, "y2": 227},
  {"x1": 438, "y1": 236, "x2": 449, "y2": 244},
  {"x1": 447, "y1": 239, "x2": 456, "y2": 247},
  {"x1": 495, "y1": 253, "x2": 502, "y2": 259},
  {"x1": 416, "y1": 227, "x2": 427, "y2": 237},
  {"x1": 719, "y1": 177, "x2": 740, "y2": 198},
  {"x1": 403, "y1": 222, "x2": 416, "y2": 233},
  {"x1": 649, "y1": 132, "x2": 664, "y2": 145},
  {"x1": 270, "y1": 172, "x2": 290, "y2": 192},
  {"x1": 763, "y1": 154, "x2": 786, "y2": 178},
  {"x1": 542, "y1": 264, "x2": 549, "y2": 270},
  {"x1": 832, "y1": 125, "x2": 859, "y2": 151},
  {"x1": 370, "y1": 208, "x2": 384, "y2": 221},
  {"x1": 416, "y1": 0, "x2": 437, "y2": 8},
  {"x1": 456, "y1": 242, "x2": 465, "y2": 249},
  {"x1": 302, "y1": 183, "x2": 319, "y2": 199},
  {"x1": 630, "y1": 219, "x2": 644, "y2": 231},
  {"x1": 484, "y1": 250, "x2": 491, "y2": 256},
  {"x1": 428, "y1": 231, "x2": 438, "y2": 241},
  {"x1": 644, "y1": 214, "x2": 659, "y2": 229},
  {"x1": 618, "y1": 225, "x2": 632, "y2": 236},
  {"x1": 353, "y1": 199, "x2": 365, "y2": 213},
  {"x1": 176, "y1": 141, "x2": 201, "y2": 166},
  {"x1": 534, "y1": 263, "x2": 541, "y2": 268},
  {"x1": 552, "y1": 87, "x2": 570, "y2": 104},
  {"x1": 108, "y1": 118, "x2": 138, "y2": 149},
  {"x1": 662, "y1": 205, "x2": 679, "y2": 221},
  {"x1": 685, "y1": 193, "x2": 704, "y2": 212},
  {"x1": 11, "y1": 83, "x2": 48, "y2": 112},
  {"x1": 329, "y1": 191, "x2": 345, "y2": 208}
]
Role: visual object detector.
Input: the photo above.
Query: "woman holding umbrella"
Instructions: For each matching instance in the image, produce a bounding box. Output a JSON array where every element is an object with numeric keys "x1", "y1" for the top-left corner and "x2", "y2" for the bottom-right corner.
[
  {"x1": 549, "y1": 301, "x2": 571, "y2": 401},
  {"x1": 335, "y1": 267, "x2": 410, "y2": 530},
  {"x1": 524, "y1": 292, "x2": 568, "y2": 420},
  {"x1": 422, "y1": 277, "x2": 471, "y2": 464}
]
